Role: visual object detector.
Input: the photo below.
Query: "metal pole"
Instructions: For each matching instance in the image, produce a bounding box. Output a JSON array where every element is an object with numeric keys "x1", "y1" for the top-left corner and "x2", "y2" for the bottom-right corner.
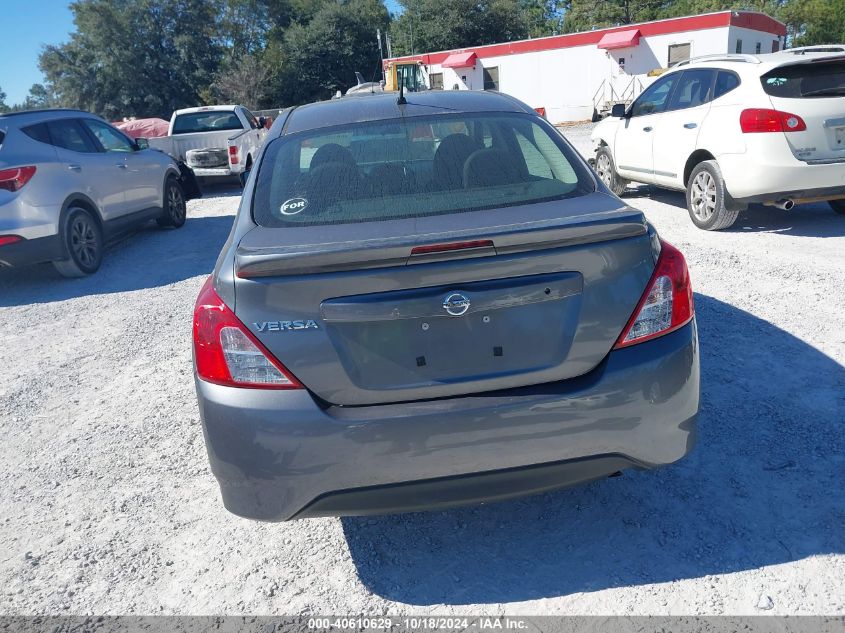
[{"x1": 377, "y1": 29, "x2": 385, "y2": 81}]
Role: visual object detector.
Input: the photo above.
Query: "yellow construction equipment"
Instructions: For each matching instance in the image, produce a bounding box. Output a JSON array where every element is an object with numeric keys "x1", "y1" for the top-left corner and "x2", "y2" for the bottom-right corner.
[{"x1": 383, "y1": 61, "x2": 428, "y2": 92}]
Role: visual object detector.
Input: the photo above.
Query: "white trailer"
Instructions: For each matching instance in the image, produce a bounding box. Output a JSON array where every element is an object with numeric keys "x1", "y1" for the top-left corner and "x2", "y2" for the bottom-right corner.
[{"x1": 385, "y1": 10, "x2": 787, "y2": 124}]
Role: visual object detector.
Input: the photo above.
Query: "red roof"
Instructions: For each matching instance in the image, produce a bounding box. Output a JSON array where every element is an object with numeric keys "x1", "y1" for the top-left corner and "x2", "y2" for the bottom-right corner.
[
  {"x1": 385, "y1": 11, "x2": 786, "y2": 66},
  {"x1": 597, "y1": 29, "x2": 641, "y2": 50},
  {"x1": 442, "y1": 52, "x2": 477, "y2": 68}
]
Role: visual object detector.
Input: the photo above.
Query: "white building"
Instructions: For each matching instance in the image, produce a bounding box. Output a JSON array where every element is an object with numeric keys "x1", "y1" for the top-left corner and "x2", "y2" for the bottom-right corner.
[{"x1": 385, "y1": 11, "x2": 787, "y2": 123}]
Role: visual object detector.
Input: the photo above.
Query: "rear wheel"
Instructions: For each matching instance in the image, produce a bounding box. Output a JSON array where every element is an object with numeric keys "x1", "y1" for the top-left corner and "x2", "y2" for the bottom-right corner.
[
  {"x1": 156, "y1": 177, "x2": 186, "y2": 228},
  {"x1": 595, "y1": 146, "x2": 628, "y2": 196},
  {"x1": 686, "y1": 160, "x2": 741, "y2": 231},
  {"x1": 53, "y1": 207, "x2": 103, "y2": 277},
  {"x1": 829, "y1": 199, "x2": 845, "y2": 215}
]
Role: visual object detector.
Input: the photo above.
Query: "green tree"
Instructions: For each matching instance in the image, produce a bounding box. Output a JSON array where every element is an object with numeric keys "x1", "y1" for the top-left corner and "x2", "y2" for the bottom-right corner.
[
  {"x1": 219, "y1": 0, "x2": 273, "y2": 60},
  {"x1": 0, "y1": 86, "x2": 8, "y2": 113},
  {"x1": 520, "y1": 0, "x2": 565, "y2": 37},
  {"x1": 19, "y1": 84, "x2": 60, "y2": 110},
  {"x1": 212, "y1": 54, "x2": 272, "y2": 107},
  {"x1": 780, "y1": 0, "x2": 845, "y2": 46},
  {"x1": 40, "y1": 0, "x2": 222, "y2": 119},
  {"x1": 659, "y1": 0, "x2": 787, "y2": 19},
  {"x1": 562, "y1": 0, "x2": 665, "y2": 32},
  {"x1": 273, "y1": 0, "x2": 390, "y2": 104},
  {"x1": 390, "y1": 0, "x2": 528, "y2": 56}
]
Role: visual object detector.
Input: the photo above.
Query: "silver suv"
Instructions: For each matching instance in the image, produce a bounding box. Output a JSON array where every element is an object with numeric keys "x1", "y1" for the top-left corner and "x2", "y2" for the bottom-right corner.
[{"x1": 0, "y1": 109, "x2": 189, "y2": 277}]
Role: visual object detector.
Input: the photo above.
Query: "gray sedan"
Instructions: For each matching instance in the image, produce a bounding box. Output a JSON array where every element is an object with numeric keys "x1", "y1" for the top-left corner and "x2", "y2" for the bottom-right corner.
[
  {"x1": 0, "y1": 108, "x2": 191, "y2": 277},
  {"x1": 193, "y1": 91, "x2": 700, "y2": 521}
]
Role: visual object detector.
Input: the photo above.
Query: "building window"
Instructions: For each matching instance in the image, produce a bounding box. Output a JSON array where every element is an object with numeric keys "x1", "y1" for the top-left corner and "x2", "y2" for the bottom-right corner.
[
  {"x1": 756, "y1": 42, "x2": 762, "y2": 54},
  {"x1": 483, "y1": 66, "x2": 499, "y2": 91},
  {"x1": 429, "y1": 72, "x2": 443, "y2": 90},
  {"x1": 736, "y1": 39, "x2": 743, "y2": 54},
  {"x1": 668, "y1": 43, "x2": 691, "y2": 67}
]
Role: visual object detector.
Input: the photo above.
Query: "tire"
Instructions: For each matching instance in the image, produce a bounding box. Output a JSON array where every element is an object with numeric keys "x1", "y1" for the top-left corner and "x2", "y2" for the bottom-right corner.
[
  {"x1": 594, "y1": 146, "x2": 628, "y2": 196},
  {"x1": 52, "y1": 207, "x2": 103, "y2": 278},
  {"x1": 156, "y1": 177, "x2": 187, "y2": 228},
  {"x1": 685, "y1": 160, "x2": 742, "y2": 231},
  {"x1": 829, "y1": 199, "x2": 845, "y2": 215}
]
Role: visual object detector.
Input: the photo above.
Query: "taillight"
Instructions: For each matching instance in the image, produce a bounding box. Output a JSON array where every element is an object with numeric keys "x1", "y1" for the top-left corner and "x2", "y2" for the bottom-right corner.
[
  {"x1": 228, "y1": 146, "x2": 238, "y2": 165},
  {"x1": 193, "y1": 277, "x2": 302, "y2": 389},
  {"x1": 0, "y1": 235, "x2": 24, "y2": 247},
  {"x1": 614, "y1": 240, "x2": 694, "y2": 349},
  {"x1": 0, "y1": 166, "x2": 37, "y2": 192},
  {"x1": 740, "y1": 108, "x2": 807, "y2": 133}
]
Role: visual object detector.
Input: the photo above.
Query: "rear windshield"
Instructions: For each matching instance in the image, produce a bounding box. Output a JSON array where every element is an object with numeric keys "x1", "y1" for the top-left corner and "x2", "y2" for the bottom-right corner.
[
  {"x1": 762, "y1": 60, "x2": 845, "y2": 98},
  {"x1": 253, "y1": 112, "x2": 592, "y2": 227},
  {"x1": 172, "y1": 110, "x2": 242, "y2": 134}
]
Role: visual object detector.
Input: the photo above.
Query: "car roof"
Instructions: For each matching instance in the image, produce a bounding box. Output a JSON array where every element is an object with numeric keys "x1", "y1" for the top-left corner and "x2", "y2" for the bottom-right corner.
[
  {"x1": 174, "y1": 105, "x2": 240, "y2": 115},
  {"x1": 280, "y1": 90, "x2": 536, "y2": 135},
  {"x1": 0, "y1": 108, "x2": 102, "y2": 126},
  {"x1": 672, "y1": 50, "x2": 845, "y2": 75}
]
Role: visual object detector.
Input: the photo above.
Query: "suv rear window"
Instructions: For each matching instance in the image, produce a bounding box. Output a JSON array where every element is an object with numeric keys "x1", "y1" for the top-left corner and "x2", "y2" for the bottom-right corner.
[
  {"x1": 172, "y1": 111, "x2": 242, "y2": 134},
  {"x1": 762, "y1": 60, "x2": 845, "y2": 98},
  {"x1": 253, "y1": 112, "x2": 592, "y2": 227}
]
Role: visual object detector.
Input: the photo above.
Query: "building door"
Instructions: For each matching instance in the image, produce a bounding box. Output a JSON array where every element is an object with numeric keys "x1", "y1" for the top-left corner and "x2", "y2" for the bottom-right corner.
[{"x1": 429, "y1": 73, "x2": 443, "y2": 90}]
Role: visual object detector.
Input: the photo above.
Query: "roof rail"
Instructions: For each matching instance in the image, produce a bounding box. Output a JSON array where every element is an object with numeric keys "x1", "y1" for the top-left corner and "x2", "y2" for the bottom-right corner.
[
  {"x1": 785, "y1": 45, "x2": 845, "y2": 55},
  {"x1": 0, "y1": 107, "x2": 89, "y2": 119},
  {"x1": 674, "y1": 53, "x2": 760, "y2": 67}
]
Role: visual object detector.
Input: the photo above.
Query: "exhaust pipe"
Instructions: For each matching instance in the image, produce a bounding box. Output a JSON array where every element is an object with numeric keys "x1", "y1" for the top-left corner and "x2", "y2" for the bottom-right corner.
[{"x1": 773, "y1": 199, "x2": 794, "y2": 211}]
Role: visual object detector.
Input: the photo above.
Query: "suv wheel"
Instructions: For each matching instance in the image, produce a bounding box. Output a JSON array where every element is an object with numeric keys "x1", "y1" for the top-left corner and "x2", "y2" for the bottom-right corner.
[
  {"x1": 686, "y1": 160, "x2": 742, "y2": 231},
  {"x1": 829, "y1": 199, "x2": 845, "y2": 215},
  {"x1": 53, "y1": 207, "x2": 103, "y2": 278},
  {"x1": 595, "y1": 146, "x2": 628, "y2": 196},
  {"x1": 157, "y1": 177, "x2": 186, "y2": 228}
]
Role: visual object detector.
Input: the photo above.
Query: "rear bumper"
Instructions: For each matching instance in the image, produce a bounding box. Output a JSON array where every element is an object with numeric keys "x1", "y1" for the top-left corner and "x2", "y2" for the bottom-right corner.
[
  {"x1": 196, "y1": 320, "x2": 700, "y2": 521},
  {"x1": 190, "y1": 167, "x2": 239, "y2": 177},
  {"x1": 718, "y1": 152, "x2": 845, "y2": 203},
  {"x1": 0, "y1": 234, "x2": 62, "y2": 268}
]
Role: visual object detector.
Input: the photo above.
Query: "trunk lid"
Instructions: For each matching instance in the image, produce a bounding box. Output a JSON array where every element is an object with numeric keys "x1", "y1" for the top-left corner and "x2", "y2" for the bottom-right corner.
[
  {"x1": 763, "y1": 57, "x2": 845, "y2": 163},
  {"x1": 233, "y1": 193, "x2": 656, "y2": 406}
]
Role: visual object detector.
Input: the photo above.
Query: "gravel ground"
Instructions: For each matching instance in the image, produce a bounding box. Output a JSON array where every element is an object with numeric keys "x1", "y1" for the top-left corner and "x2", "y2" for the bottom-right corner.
[{"x1": 1, "y1": 128, "x2": 843, "y2": 616}]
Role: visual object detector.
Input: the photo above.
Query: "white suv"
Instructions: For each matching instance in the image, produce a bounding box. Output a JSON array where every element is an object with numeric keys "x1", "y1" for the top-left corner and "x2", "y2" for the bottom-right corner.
[{"x1": 591, "y1": 50, "x2": 845, "y2": 230}]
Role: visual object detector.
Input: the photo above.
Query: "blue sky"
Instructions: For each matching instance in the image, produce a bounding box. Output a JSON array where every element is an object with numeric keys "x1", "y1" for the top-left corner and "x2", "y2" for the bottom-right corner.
[
  {"x1": 0, "y1": 1, "x2": 74, "y2": 105},
  {"x1": 1, "y1": 0, "x2": 403, "y2": 106}
]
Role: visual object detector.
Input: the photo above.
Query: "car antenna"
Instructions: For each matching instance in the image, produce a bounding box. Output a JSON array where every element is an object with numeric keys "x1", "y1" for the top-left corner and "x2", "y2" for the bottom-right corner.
[{"x1": 397, "y1": 67, "x2": 407, "y2": 105}]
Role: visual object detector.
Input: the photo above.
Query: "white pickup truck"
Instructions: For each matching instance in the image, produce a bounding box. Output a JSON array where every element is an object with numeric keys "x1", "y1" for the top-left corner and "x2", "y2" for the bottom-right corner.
[{"x1": 148, "y1": 105, "x2": 268, "y2": 180}]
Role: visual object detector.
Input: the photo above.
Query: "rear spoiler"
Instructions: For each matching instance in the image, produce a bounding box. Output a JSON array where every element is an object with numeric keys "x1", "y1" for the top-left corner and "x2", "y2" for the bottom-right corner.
[{"x1": 235, "y1": 213, "x2": 648, "y2": 278}]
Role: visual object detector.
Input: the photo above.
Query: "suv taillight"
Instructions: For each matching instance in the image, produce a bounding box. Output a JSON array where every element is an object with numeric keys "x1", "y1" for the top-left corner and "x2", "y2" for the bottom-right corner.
[
  {"x1": 0, "y1": 166, "x2": 36, "y2": 192},
  {"x1": 193, "y1": 277, "x2": 302, "y2": 389},
  {"x1": 740, "y1": 108, "x2": 807, "y2": 133},
  {"x1": 0, "y1": 235, "x2": 23, "y2": 247},
  {"x1": 228, "y1": 146, "x2": 238, "y2": 165},
  {"x1": 614, "y1": 240, "x2": 694, "y2": 349}
]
